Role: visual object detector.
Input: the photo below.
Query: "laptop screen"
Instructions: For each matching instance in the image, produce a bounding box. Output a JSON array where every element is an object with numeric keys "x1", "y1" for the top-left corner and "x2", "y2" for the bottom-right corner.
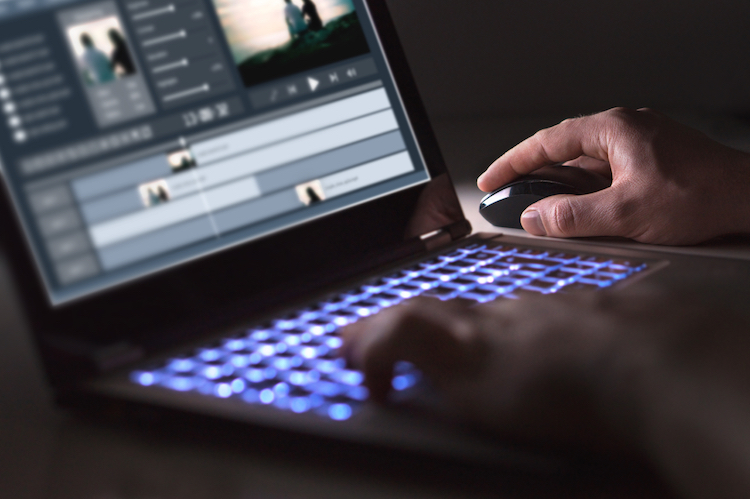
[{"x1": 0, "y1": 0, "x2": 431, "y2": 305}]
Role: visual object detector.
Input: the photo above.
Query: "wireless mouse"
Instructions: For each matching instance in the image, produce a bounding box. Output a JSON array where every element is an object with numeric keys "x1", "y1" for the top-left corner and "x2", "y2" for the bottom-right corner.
[{"x1": 479, "y1": 165, "x2": 611, "y2": 229}]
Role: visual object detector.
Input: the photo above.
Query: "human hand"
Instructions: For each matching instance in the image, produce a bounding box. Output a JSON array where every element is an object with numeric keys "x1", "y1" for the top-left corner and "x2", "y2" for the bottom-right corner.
[
  {"x1": 342, "y1": 286, "x2": 750, "y2": 498},
  {"x1": 342, "y1": 294, "x2": 638, "y2": 451},
  {"x1": 478, "y1": 108, "x2": 750, "y2": 245}
]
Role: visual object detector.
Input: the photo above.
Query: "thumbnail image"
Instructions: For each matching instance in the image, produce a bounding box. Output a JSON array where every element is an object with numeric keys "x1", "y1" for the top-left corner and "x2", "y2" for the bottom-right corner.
[
  {"x1": 295, "y1": 180, "x2": 326, "y2": 206},
  {"x1": 168, "y1": 149, "x2": 197, "y2": 173},
  {"x1": 211, "y1": 0, "x2": 370, "y2": 87},
  {"x1": 66, "y1": 16, "x2": 136, "y2": 86},
  {"x1": 139, "y1": 180, "x2": 171, "y2": 207}
]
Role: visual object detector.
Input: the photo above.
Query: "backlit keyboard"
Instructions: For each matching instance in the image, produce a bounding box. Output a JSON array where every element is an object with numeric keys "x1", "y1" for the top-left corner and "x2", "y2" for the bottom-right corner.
[{"x1": 131, "y1": 241, "x2": 648, "y2": 421}]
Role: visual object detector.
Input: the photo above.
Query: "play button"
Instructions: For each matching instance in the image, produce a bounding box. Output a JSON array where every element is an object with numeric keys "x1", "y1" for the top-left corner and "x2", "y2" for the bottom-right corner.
[{"x1": 307, "y1": 77, "x2": 320, "y2": 92}]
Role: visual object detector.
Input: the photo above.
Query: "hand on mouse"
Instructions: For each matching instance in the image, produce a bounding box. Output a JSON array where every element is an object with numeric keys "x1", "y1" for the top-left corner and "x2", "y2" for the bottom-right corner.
[
  {"x1": 478, "y1": 108, "x2": 750, "y2": 244},
  {"x1": 342, "y1": 286, "x2": 750, "y2": 498}
]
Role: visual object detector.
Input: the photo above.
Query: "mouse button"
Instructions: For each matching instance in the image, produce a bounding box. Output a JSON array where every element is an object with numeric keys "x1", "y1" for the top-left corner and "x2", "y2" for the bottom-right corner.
[
  {"x1": 479, "y1": 180, "x2": 546, "y2": 209},
  {"x1": 479, "y1": 194, "x2": 545, "y2": 229},
  {"x1": 480, "y1": 186, "x2": 514, "y2": 208}
]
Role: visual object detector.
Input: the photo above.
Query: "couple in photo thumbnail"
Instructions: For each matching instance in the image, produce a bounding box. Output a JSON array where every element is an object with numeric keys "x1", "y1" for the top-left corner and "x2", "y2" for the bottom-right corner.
[
  {"x1": 285, "y1": 0, "x2": 324, "y2": 40},
  {"x1": 67, "y1": 16, "x2": 136, "y2": 86}
]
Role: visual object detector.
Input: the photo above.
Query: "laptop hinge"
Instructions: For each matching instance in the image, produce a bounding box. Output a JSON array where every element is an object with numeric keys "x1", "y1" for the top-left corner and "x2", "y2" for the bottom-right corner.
[
  {"x1": 420, "y1": 219, "x2": 472, "y2": 252},
  {"x1": 420, "y1": 229, "x2": 454, "y2": 252}
]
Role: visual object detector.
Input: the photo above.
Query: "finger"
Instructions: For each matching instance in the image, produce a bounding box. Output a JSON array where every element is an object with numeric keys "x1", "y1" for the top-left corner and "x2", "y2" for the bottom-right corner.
[
  {"x1": 477, "y1": 115, "x2": 611, "y2": 192},
  {"x1": 563, "y1": 156, "x2": 612, "y2": 179},
  {"x1": 343, "y1": 300, "x2": 474, "y2": 401},
  {"x1": 520, "y1": 188, "x2": 629, "y2": 238}
]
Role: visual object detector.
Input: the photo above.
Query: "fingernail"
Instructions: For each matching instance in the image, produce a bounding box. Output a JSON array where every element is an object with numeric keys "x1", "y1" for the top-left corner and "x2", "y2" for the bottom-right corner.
[{"x1": 521, "y1": 209, "x2": 547, "y2": 236}]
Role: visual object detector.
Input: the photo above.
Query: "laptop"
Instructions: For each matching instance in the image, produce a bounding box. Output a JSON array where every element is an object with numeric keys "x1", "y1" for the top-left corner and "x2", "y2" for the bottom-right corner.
[{"x1": 0, "y1": 0, "x2": 741, "y2": 468}]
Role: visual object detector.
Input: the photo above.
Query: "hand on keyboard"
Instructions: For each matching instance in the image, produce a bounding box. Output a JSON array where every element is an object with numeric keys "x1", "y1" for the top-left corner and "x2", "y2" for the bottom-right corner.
[
  {"x1": 343, "y1": 279, "x2": 750, "y2": 499},
  {"x1": 344, "y1": 292, "x2": 631, "y2": 449}
]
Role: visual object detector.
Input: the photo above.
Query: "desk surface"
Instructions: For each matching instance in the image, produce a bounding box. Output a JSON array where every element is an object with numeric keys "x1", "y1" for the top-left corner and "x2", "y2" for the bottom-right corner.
[{"x1": 6, "y1": 114, "x2": 746, "y2": 499}]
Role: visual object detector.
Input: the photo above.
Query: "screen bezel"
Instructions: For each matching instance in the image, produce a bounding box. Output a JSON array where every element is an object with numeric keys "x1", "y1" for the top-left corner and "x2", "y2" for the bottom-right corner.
[{"x1": 0, "y1": 0, "x2": 469, "y2": 389}]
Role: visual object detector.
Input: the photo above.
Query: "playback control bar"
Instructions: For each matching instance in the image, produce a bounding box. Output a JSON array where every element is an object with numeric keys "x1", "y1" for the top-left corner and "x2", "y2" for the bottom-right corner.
[{"x1": 249, "y1": 58, "x2": 377, "y2": 110}]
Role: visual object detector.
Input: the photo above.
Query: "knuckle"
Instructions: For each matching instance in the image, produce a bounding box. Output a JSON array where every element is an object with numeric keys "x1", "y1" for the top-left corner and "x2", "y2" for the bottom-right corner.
[
  {"x1": 531, "y1": 130, "x2": 554, "y2": 163},
  {"x1": 604, "y1": 107, "x2": 639, "y2": 129},
  {"x1": 560, "y1": 117, "x2": 577, "y2": 126},
  {"x1": 602, "y1": 107, "x2": 658, "y2": 146}
]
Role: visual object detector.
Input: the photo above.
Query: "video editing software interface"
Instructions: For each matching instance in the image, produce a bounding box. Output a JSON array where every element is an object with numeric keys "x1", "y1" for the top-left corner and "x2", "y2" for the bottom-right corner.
[{"x1": 0, "y1": 0, "x2": 431, "y2": 305}]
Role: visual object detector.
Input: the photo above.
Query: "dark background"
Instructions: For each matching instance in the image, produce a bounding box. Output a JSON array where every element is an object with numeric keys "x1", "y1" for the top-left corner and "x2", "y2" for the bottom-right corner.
[
  {"x1": 387, "y1": 0, "x2": 750, "y2": 118},
  {"x1": 385, "y1": 0, "x2": 750, "y2": 181}
]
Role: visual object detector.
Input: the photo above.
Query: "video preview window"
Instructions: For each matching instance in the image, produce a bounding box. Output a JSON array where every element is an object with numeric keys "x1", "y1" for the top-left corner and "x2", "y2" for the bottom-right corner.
[
  {"x1": 211, "y1": 0, "x2": 370, "y2": 87},
  {"x1": 66, "y1": 16, "x2": 136, "y2": 86}
]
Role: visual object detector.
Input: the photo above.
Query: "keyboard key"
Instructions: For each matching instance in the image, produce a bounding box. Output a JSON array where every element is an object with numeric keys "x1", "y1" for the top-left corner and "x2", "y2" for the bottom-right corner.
[
  {"x1": 581, "y1": 255, "x2": 612, "y2": 264},
  {"x1": 458, "y1": 287, "x2": 502, "y2": 303},
  {"x1": 498, "y1": 256, "x2": 562, "y2": 267},
  {"x1": 547, "y1": 252, "x2": 581, "y2": 263},
  {"x1": 328, "y1": 369, "x2": 365, "y2": 386},
  {"x1": 445, "y1": 259, "x2": 480, "y2": 269},
  {"x1": 515, "y1": 266, "x2": 550, "y2": 277},
  {"x1": 480, "y1": 262, "x2": 514, "y2": 274},
  {"x1": 601, "y1": 265, "x2": 633, "y2": 276},
  {"x1": 279, "y1": 369, "x2": 321, "y2": 386},
  {"x1": 423, "y1": 285, "x2": 461, "y2": 300},
  {"x1": 478, "y1": 280, "x2": 518, "y2": 294},
  {"x1": 578, "y1": 275, "x2": 619, "y2": 288},
  {"x1": 562, "y1": 262, "x2": 602, "y2": 273},
  {"x1": 443, "y1": 277, "x2": 480, "y2": 290},
  {"x1": 427, "y1": 267, "x2": 461, "y2": 277},
  {"x1": 484, "y1": 243, "x2": 516, "y2": 254},
  {"x1": 612, "y1": 260, "x2": 648, "y2": 271},
  {"x1": 595, "y1": 271, "x2": 630, "y2": 281},
  {"x1": 462, "y1": 243, "x2": 487, "y2": 251},
  {"x1": 320, "y1": 401, "x2": 360, "y2": 421},
  {"x1": 392, "y1": 372, "x2": 421, "y2": 391},
  {"x1": 470, "y1": 251, "x2": 501, "y2": 262},
  {"x1": 362, "y1": 278, "x2": 397, "y2": 292},
  {"x1": 459, "y1": 272, "x2": 498, "y2": 285},
  {"x1": 365, "y1": 293, "x2": 402, "y2": 308},
  {"x1": 384, "y1": 284, "x2": 423, "y2": 299},
  {"x1": 547, "y1": 269, "x2": 580, "y2": 281},
  {"x1": 307, "y1": 380, "x2": 346, "y2": 397},
  {"x1": 515, "y1": 248, "x2": 549, "y2": 258},
  {"x1": 521, "y1": 279, "x2": 560, "y2": 294},
  {"x1": 409, "y1": 276, "x2": 442, "y2": 290},
  {"x1": 304, "y1": 357, "x2": 346, "y2": 373},
  {"x1": 343, "y1": 303, "x2": 381, "y2": 318}
]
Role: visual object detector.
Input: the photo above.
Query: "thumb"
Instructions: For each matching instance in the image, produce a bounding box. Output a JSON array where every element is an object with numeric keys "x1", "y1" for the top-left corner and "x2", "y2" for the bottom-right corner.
[{"x1": 520, "y1": 190, "x2": 623, "y2": 238}]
